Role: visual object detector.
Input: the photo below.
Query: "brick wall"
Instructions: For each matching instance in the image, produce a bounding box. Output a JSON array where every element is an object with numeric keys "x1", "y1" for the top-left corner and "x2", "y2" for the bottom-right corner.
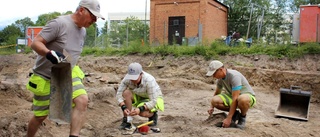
[
  {"x1": 150, "y1": 0, "x2": 227, "y2": 45},
  {"x1": 204, "y1": 0, "x2": 228, "y2": 42}
]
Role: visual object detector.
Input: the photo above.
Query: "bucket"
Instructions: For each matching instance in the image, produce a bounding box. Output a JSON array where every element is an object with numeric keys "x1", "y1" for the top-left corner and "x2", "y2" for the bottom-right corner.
[
  {"x1": 275, "y1": 86, "x2": 312, "y2": 121},
  {"x1": 49, "y1": 62, "x2": 72, "y2": 124}
]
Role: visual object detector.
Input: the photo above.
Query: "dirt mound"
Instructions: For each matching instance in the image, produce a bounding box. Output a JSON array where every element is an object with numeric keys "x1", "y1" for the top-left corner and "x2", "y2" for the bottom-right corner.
[{"x1": 0, "y1": 54, "x2": 319, "y2": 137}]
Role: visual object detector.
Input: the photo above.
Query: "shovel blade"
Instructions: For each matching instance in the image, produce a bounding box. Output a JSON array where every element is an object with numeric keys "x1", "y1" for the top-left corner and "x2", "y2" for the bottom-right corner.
[
  {"x1": 49, "y1": 63, "x2": 72, "y2": 124},
  {"x1": 275, "y1": 88, "x2": 312, "y2": 121}
]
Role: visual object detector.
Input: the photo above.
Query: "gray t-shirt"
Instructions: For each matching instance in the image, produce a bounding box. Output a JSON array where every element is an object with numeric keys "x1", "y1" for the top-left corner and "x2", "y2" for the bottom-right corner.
[
  {"x1": 217, "y1": 69, "x2": 255, "y2": 95},
  {"x1": 33, "y1": 15, "x2": 86, "y2": 79}
]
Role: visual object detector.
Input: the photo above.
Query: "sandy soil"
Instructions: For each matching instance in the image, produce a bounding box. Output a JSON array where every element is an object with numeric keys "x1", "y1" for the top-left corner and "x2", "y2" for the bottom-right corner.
[{"x1": 0, "y1": 53, "x2": 319, "y2": 137}]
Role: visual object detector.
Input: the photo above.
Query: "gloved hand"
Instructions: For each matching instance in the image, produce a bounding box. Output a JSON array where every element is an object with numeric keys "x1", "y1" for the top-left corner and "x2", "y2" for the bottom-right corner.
[{"x1": 46, "y1": 50, "x2": 65, "y2": 64}]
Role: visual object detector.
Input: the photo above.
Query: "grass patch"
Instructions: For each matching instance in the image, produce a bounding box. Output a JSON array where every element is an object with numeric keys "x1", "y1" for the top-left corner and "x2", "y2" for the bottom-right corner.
[
  {"x1": 80, "y1": 42, "x2": 320, "y2": 59},
  {"x1": 0, "y1": 47, "x2": 16, "y2": 55},
  {"x1": 2, "y1": 42, "x2": 319, "y2": 59}
]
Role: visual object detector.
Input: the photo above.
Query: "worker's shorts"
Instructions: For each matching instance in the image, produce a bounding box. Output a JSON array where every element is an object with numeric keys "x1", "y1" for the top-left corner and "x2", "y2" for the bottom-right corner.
[
  {"x1": 26, "y1": 66, "x2": 87, "y2": 116},
  {"x1": 132, "y1": 94, "x2": 164, "y2": 113},
  {"x1": 218, "y1": 93, "x2": 256, "y2": 108}
]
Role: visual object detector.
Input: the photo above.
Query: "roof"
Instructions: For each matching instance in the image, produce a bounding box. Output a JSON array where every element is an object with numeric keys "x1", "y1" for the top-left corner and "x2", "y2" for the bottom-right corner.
[
  {"x1": 214, "y1": 0, "x2": 229, "y2": 9},
  {"x1": 300, "y1": 4, "x2": 320, "y2": 7}
]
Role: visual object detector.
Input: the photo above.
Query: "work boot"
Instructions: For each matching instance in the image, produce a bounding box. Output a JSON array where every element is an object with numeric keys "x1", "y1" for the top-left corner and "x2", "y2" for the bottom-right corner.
[
  {"x1": 236, "y1": 114, "x2": 246, "y2": 129},
  {"x1": 232, "y1": 110, "x2": 240, "y2": 123},
  {"x1": 119, "y1": 117, "x2": 131, "y2": 129},
  {"x1": 148, "y1": 111, "x2": 158, "y2": 126}
]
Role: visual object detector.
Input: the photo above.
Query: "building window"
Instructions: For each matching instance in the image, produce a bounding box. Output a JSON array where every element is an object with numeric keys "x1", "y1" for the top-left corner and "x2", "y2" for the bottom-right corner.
[{"x1": 173, "y1": 19, "x2": 179, "y2": 26}]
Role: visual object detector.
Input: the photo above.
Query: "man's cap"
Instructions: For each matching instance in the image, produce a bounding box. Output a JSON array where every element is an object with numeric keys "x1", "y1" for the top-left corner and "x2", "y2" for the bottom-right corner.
[
  {"x1": 79, "y1": 0, "x2": 105, "y2": 20},
  {"x1": 124, "y1": 62, "x2": 143, "y2": 80},
  {"x1": 206, "y1": 60, "x2": 223, "y2": 76}
]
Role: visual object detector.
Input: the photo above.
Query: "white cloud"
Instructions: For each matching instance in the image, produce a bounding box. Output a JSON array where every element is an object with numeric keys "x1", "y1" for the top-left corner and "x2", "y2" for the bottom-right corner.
[{"x1": 0, "y1": 0, "x2": 150, "y2": 29}]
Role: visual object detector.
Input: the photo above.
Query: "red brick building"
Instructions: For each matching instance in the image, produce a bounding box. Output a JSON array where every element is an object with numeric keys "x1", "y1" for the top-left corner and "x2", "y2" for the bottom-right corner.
[{"x1": 150, "y1": 0, "x2": 228, "y2": 45}]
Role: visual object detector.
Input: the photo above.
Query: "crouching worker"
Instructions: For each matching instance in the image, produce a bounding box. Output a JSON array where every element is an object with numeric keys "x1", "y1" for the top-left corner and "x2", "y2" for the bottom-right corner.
[
  {"x1": 206, "y1": 60, "x2": 256, "y2": 129},
  {"x1": 116, "y1": 62, "x2": 164, "y2": 129}
]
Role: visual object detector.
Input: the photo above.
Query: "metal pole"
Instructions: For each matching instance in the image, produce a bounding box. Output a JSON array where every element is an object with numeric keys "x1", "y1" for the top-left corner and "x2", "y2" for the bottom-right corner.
[
  {"x1": 246, "y1": 3, "x2": 253, "y2": 39},
  {"x1": 144, "y1": 0, "x2": 147, "y2": 45},
  {"x1": 25, "y1": 26, "x2": 28, "y2": 47},
  {"x1": 257, "y1": 9, "x2": 264, "y2": 40}
]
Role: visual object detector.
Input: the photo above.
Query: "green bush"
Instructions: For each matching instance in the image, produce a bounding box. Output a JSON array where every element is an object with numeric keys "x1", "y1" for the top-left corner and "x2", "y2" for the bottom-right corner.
[
  {"x1": 210, "y1": 42, "x2": 230, "y2": 55},
  {"x1": 81, "y1": 42, "x2": 320, "y2": 59},
  {"x1": 301, "y1": 43, "x2": 320, "y2": 54}
]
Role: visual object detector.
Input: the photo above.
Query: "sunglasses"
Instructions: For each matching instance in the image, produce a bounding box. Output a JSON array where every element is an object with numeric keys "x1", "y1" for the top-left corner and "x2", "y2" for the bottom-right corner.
[{"x1": 84, "y1": 7, "x2": 96, "y2": 20}]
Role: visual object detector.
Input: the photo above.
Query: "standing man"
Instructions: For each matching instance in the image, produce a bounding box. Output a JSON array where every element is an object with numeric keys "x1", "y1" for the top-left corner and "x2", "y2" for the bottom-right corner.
[
  {"x1": 116, "y1": 62, "x2": 164, "y2": 129},
  {"x1": 26, "y1": 0, "x2": 105, "y2": 137},
  {"x1": 206, "y1": 60, "x2": 256, "y2": 129}
]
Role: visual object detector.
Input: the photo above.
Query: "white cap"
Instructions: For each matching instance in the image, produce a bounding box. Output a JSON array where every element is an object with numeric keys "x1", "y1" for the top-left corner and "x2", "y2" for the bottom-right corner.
[
  {"x1": 79, "y1": 0, "x2": 105, "y2": 20},
  {"x1": 206, "y1": 60, "x2": 223, "y2": 76},
  {"x1": 124, "y1": 62, "x2": 143, "y2": 80}
]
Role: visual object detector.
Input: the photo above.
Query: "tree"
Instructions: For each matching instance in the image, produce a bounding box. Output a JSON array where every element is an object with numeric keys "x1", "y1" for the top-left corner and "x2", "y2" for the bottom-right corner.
[
  {"x1": 101, "y1": 21, "x2": 108, "y2": 35},
  {"x1": 108, "y1": 16, "x2": 150, "y2": 46},
  {"x1": 35, "y1": 12, "x2": 62, "y2": 26},
  {"x1": 223, "y1": 0, "x2": 271, "y2": 40},
  {"x1": 97, "y1": 21, "x2": 109, "y2": 47},
  {"x1": 124, "y1": 16, "x2": 149, "y2": 43},
  {"x1": 64, "y1": 11, "x2": 73, "y2": 15},
  {"x1": 108, "y1": 21, "x2": 122, "y2": 46},
  {"x1": 224, "y1": 0, "x2": 251, "y2": 35},
  {"x1": 263, "y1": 0, "x2": 290, "y2": 44},
  {"x1": 0, "y1": 11, "x2": 74, "y2": 46},
  {"x1": 15, "y1": 17, "x2": 35, "y2": 34},
  {"x1": 221, "y1": 0, "x2": 294, "y2": 44},
  {"x1": 35, "y1": 11, "x2": 73, "y2": 26},
  {"x1": 0, "y1": 24, "x2": 23, "y2": 45},
  {"x1": 288, "y1": 0, "x2": 319, "y2": 13},
  {"x1": 84, "y1": 23, "x2": 99, "y2": 47}
]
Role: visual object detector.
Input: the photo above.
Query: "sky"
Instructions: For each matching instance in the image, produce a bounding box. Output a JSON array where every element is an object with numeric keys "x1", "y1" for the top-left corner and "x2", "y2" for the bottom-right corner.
[{"x1": 0, "y1": 0, "x2": 150, "y2": 30}]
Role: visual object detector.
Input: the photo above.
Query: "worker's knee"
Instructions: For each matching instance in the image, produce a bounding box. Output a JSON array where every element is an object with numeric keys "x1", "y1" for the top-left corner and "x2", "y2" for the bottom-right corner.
[
  {"x1": 211, "y1": 96, "x2": 224, "y2": 107},
  {"x1": 123, "y1": 90, "x2": 133, "y2": 98},
  {"x1": 73, "y1": 95, "x2": 88, "y2": 111},
  {"x1": 237, "y1": 94, "x2": 250, "y2": 107},
  {"x1": 34, "y1": 115, "x2": 47, "y2": 123}
]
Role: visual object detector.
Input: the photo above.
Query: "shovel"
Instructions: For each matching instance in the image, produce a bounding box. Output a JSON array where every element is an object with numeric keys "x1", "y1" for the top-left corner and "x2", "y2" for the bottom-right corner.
[
  {"x1": 49, "y1": 50, "x2": 73, "y2": 124},
  {"x1": 275, "y1": 86, "x2": 312, "y2": 121}
]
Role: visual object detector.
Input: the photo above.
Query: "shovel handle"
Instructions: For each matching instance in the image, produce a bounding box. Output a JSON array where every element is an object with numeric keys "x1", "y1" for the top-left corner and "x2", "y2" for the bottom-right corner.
[
  {"x1": 137, "y1": 121, "x2": 154, "y2": 128},
  {"x1": 290, "y1": 85, "x2": 301, "y2": 93}
]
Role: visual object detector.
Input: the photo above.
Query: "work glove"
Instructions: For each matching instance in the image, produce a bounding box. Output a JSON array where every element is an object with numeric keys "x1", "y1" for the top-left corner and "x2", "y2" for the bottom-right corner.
[{"x1": 46, "y1": 50, "x2": 65, "y2": 64}]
